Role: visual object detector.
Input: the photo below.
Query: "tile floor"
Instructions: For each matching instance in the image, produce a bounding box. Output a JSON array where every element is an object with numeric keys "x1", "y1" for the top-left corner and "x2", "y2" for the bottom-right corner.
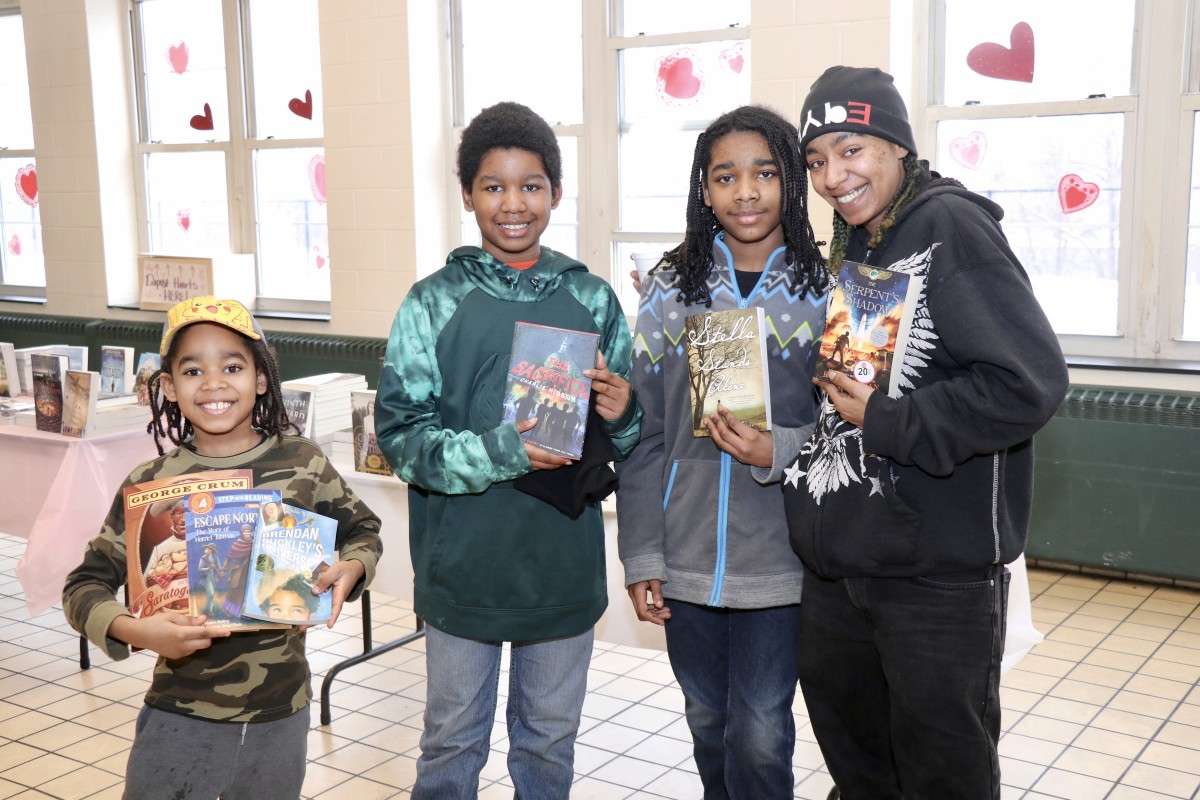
[{"x1": 0, "y1": 532, "x2": 1198, "y2": 799}]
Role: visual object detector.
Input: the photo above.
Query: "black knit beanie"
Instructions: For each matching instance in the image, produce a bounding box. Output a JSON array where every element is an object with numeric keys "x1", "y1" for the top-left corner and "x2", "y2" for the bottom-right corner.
[{"x1": 798, "y1": 66, "x2": 917, "y2": 156}]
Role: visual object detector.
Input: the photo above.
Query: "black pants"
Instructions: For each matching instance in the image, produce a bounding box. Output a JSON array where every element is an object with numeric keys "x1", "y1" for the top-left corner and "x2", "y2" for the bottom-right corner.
[{"x1": 798, "y1": 565, "x2": 1008, "y2": 800}]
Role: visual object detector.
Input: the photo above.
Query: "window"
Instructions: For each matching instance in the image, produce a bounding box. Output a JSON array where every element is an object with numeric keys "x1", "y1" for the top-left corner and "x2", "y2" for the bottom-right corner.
[
  {"x1": 449, "y1": 0, "x2": 750, "y2": 313},
  {"x1": 132, "y1": 0, "x2": 327, "y2": 309},
  {"x1": 0, "y1": 10, "x2": 45, "y2": 296},
  {"x1": 915, "y1": 0, "x2": 1199, "y2": 361}
]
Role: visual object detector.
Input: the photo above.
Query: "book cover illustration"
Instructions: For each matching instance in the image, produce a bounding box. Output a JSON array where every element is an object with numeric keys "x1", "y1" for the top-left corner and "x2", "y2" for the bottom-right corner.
[
  {"x1": 281, "y1": 387, "x2": 315, "y2": 439},
  {"x1": 817, "y1": 261, "x2": 924, "y2": 399},
  {"x1": 351, "y1": 389, "x2": 391, "y2": 475},
  {"x1": 684, "y1": 307, "x2": 771, "y2": 437},
  {"x1": 61, "y1": 370, "x2": 99, "y2": 438},
  {"x1": 99, "y1": 345, "x2": 135, "y2": 396},
  {"x1": 501, "y1": 322, "x2": 599, "y2": 460},
  {"x1": 184, "y1": 487, "x2": 286, "y2": 629},
  {"x1": 133, "y1": 352, "x2": 162, "y2": 406},
  {"x1": 0, "y1": 342, "x2": 17, "y2": 397},
  {"x1": 31, "y1": 353, "x2": 67, "y2": 433},
  {"x1": 124, "y1": 470, "x2": 254, "y2": 620},
  {"x1": 240, "y1": 502, "x2": 338, "y2": 625}
]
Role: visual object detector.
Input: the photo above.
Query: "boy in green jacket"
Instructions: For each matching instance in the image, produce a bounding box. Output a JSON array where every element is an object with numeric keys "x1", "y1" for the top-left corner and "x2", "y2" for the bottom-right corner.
[{"x1": 374, "y1": 101, "x2": 641, "y2": 799}]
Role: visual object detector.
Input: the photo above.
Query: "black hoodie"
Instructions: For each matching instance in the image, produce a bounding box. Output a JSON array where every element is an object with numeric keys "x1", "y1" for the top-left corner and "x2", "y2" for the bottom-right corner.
[{"x1": 783, "y1": 170, "x2": 1069, "y2": 578}]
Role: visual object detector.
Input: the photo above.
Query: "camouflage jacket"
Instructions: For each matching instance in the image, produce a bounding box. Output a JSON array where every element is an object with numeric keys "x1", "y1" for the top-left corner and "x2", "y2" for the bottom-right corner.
[{"x1": 62, "y1": 435, "x2": 383, "y2": 723}]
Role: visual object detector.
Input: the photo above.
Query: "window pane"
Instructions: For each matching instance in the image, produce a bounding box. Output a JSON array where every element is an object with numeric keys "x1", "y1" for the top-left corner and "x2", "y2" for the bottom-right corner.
[
  {"x1": 247, "y1": 0, "x2": 323, "y2": 139},
  {"x1": 0, "y1": 15, "x2": 34, "y2": 150},
  {"x1": 460, "y1": 0, "x2": 581, "y2": 125},
  {"x1": 941, "y1": 1, "x2": 1135, "y2": 106},
  {"x1": 253, "y1": 148, "x2": 329, "y2": 301},
  {"x1": 936, "y1": 115, "x2": 1122, "y2": 336},
  {"x1": 1183, "y1": 117, "x2": 1200, "y2": 341},
  {"x1": 620, "y1": 127, "x2": 698, "y2": 231},
  {"x1": 139, "y1": 0, "x2": 230, "y2": 143},
  {"x1": 460, "y1": 138, "x2": 579, "y2": 261},
  {"x1": 618, "y1": 1, "x2": 749, "y2": 36},
  {"x1": 0, "y1": 158, "x2": 45, "y2": 286},
  {"x1": 145, "y1": 151, "x2": 231, "y2": 255}
]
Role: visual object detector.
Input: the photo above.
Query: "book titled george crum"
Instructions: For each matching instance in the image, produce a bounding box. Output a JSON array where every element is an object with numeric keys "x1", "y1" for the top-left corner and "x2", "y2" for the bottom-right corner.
[
  {"x1": 816, "y1": 260, "x2": 924, "y2": 399},
  {"x1": 683, "y1": 306, "x2": 772, "y2": 438},
  {"x1": 183, "y1": 487, "x2": 286, "y2": 630},
  {"x1": 124, "y1": 469, "x2": 254, "y2": 624},
  {"x1": 501, "y1": 321, "x2": 600, "y2": 460},
  {"x1": 31, "y1": 352, "x2": 69, "y2": 433},
  {"x1": 60, "y1": 370, "x2": 100, "y2": 438},
  {"x1": 240, "y1": 502, "x2": 338, "y2": 625}
]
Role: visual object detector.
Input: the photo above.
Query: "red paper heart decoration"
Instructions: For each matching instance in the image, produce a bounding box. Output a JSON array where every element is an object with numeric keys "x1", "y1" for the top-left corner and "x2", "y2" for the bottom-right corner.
[
  {"x1": 656, "y1": 49, "x2": 703, "y2": 104},
  {"x1": 313, "y1": 245, "x2": 327, "y2": 269},
  {"x1": 1057, "y1": 174, "x2": 1099, "y2": 214},
  {"x1": 177, "y1": 209, "x2": 191, "y2": 232},
  {"x1": 309, "y1": 154, "x2": 326, "y2": 205},
  {"x1": 6, "y1": 235, "x2": 19, "y2": 256},
  {"x1": 15, "y1": 164, "x2": 37, "y2": 207},
  {"x1": 949, "y1": 131, "x2": 987, "y2": 170},
  {"x1": 967, "y1": 22, "x2": 1035, "y2": 83},
  {"x1": 167, "y1": 41, "x2": 189, "y2": 75},
  {"x1": 289, "y1": 89, "x2": 313, "y2": 120},
  {"x1": 719, "y1": 43, "x2": 746, "y2": 74},
  {"x1": 189, "y1": 102, "x2": 214, "y2": 131}
]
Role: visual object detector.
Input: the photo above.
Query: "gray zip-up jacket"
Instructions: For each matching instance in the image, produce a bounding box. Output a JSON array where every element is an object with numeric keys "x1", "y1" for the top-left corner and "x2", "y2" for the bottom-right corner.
[{"x1": 616, "y1": 238, "x2": 826, "y2": 608}]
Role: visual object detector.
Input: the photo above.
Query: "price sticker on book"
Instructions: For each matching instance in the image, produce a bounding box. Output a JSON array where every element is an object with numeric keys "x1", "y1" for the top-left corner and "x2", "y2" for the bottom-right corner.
[{"x1": 853, "y1": 360, "x2": 876, "y2": 384}]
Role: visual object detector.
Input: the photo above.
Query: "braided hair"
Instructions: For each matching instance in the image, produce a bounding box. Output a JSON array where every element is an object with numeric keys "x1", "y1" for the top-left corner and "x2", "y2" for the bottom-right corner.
[
  {"x1": 663, "y1": 105, "x2": 825, "y2": 307},
  {"x1": 146, "y1": 324, "x2": 297, "y2": 455},
  {"x1": 825, "y1": 153, "x2": 925, "y2": 275}
]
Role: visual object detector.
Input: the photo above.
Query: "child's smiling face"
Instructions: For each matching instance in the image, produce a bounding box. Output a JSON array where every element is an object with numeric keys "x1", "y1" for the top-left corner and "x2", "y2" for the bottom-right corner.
[
  {"x1": 160, "y1": 322, "x2": 266, "y2": 457},
  {"x1": 462, "y1": 147, "x2": 561, "y2": 264}
]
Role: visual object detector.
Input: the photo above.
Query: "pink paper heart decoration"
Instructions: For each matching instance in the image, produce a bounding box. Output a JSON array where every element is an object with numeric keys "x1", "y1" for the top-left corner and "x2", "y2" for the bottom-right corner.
[
  {"x1": 967, "y1": 22, "x2": 1035, "y2": 83},
  {"x1": 6, "y1": 234, "x2": 19, "y2": 256},
  {"x1": 1057, "y1": 174, "x2": 1099, "y2": 214},
  {"x1": 313, "y1": 245, "x2": 327, "y2": 269},
  {"x1": 189, "y1": 102, "x2": 214, "y2": 131},
  {"x1": 309, "y1": 154, "x2": 326, "y2": 205},
  {"x1": 289, "y1": 89, "x2": 313, "y2": 120},
  {"x1": 719, "y1": 43, "x2": 746, "y2": 74},
  {"x1": 177, "y1": 209, "x2": 191, "y2": 232},
  {"x1": 656, "y1": 49, "x2": 703, "y2": 104},
  {"x1": 949, "y1": 131, "x2": 987, "y2": 170},
  {"x1": 15, "y1": 164, "x2": 37, "y2": 207},
  {"x1": 167, "y1": 41, "x2": 189, "y2": 75}
]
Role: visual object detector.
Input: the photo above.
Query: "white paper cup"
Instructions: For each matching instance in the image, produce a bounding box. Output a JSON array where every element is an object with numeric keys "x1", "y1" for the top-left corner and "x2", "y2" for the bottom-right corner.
[{"x1": 630, "y1": 252, "x2": 660, "y2": 283}]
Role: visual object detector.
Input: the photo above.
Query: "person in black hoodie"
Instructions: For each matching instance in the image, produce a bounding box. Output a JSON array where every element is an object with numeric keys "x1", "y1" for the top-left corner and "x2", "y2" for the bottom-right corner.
[{"x1": 785, "y1": 66, "x2": 1069, "y2": 799}]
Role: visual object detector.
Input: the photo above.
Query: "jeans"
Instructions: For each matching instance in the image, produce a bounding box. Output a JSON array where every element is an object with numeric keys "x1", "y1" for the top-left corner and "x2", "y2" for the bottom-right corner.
[
  {"x1": 412, "y1": 624, "x2": 593, "y2": 800},
  {"x1": 798, "y1": 565, "x2": 1008, "y2": 800},
  {"x1": 664, "y1": 600, "x2": 802, "y2": 799}
]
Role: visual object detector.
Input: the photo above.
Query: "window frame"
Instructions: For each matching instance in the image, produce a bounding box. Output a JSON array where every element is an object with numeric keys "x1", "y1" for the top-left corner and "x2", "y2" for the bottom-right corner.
[{"x1": 908, "y1": 0, "x2": 1200, "y2": 362}]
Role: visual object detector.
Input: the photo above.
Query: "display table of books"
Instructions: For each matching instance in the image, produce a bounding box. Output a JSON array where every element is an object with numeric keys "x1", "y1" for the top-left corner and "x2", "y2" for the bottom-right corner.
[{"x1": 0, "y1": 423, "x2": 159, "y2": 615}]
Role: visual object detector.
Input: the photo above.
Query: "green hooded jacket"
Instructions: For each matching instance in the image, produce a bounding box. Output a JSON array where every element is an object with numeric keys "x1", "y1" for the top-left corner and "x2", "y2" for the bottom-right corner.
[{"x1": 375, "y1": 246, "x2": 641, "y2": 641}]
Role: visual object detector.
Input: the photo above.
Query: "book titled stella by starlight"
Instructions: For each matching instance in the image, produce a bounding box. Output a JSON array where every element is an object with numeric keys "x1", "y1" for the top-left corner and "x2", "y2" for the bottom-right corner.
[{"x1": 817, "y1": 260, "x2": 924, "y2": 398}]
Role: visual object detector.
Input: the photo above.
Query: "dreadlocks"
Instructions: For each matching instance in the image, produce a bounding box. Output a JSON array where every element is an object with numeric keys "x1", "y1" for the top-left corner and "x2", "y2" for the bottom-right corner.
[
  {"x1": 146, "y1": 331, "x2": 297, "y2": 456},
  {"x1": 825, "y1": 153, "x2": 926, "y2": 275},
  {"x1": 663, "y1": 105, "x2": 826, "y2": 307}
]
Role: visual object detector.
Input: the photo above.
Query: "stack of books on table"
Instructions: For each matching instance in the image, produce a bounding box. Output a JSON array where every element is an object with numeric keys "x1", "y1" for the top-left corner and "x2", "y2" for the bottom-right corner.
[
  {"x1": 330, "y1": 427, "x2": 355, "y2": 465},
  {"x1": 280, "y1": 373, "x2": 368, "y2": 446},
  {"x1": 13, "y1": 391, "x2": 150, "y2": 435}
]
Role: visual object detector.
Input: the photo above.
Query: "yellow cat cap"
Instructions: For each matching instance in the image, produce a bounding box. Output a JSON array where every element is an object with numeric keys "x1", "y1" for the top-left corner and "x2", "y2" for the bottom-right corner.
[{"x1": 159, "y1": 296, "x2": 264, "y2": 356}]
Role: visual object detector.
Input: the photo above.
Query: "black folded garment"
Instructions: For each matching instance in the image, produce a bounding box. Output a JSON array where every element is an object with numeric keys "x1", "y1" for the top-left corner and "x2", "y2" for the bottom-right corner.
[{"x1": 514, "y1": 405, "x2": 618, "y2": 519}]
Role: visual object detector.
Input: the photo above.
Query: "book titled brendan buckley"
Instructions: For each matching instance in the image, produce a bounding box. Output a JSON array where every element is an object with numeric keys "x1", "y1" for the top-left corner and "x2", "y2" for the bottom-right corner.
[
  {"x1": 817, "y1": 260, "x2": 924, "y2": 398},
  {"x1": 684, "y1": 306, "x2": 772, "y2": 437}
]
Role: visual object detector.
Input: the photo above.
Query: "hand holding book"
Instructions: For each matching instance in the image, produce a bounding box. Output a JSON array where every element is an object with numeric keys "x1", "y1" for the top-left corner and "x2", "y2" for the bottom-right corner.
[
  {"x1": 815, "y1": 368, "x2": 872, "y2": 429},
  {"x1": 703, "y1": 403, "x2": 773, "y2": 468},
  {"x1": 582, "y1": 351, "x2": 632, "y2": 422}
]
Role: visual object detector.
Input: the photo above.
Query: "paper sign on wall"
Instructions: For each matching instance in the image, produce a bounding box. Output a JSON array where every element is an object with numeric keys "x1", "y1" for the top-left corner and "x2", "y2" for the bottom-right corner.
[{"x1": 138, "y1": 255, "x2": 255, "y2": 311}]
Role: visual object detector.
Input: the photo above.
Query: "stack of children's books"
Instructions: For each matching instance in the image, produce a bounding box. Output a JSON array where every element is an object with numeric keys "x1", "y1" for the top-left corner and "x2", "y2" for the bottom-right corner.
[
  {"x1": 281, "y1": 373, "x2": 368, "y2": 446},
  {"x1": 126, "y1": 472, "x2": 339, "y2": 628}
]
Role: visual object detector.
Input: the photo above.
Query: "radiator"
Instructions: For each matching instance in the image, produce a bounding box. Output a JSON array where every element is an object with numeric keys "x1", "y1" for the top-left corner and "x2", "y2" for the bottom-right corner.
[{"x1": 1028, "y1": 385, "x2": 1200, "y2": 581}]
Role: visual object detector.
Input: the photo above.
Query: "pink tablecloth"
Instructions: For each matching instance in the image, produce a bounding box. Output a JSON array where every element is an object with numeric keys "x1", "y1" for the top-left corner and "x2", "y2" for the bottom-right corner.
[{"x1": 0, "y1": 424, "x2": 158, "y2": 616}]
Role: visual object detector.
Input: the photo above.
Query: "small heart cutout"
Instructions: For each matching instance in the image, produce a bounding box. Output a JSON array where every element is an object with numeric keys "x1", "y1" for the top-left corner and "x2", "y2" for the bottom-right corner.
[
  {"x1": 309, "y1": 154, "x2": 326, "y2": 205},
  {"x1": 967, "y1": 22, "x2": 1035, "y2": 83},
  {"x1": 949, "y1": 131, "x2": 987, "y2": 170},
  {"x1": 167, "y1": 41, "x2": 189, "y2": 75},
  {"x1": 15, "y1": 163, "x2": 38, "y2": 207},
  {"x1": 177, "y1": 209, "x2": 191, "y2": 232},
  {"x1": 657, "y1": 49, "x2": 703, "y2": 103},
  {"x1": 1057, "y1": 174, "x2": 1099, "y2": 214},
  {"x1": 719, "y1": 43, "x2": 746, "y2": 75},
  {"x1": 189, "y1": 102, "x2": 214, "y2": 131},
  {"x1": 288, "y1": 89, "x2": 313, "y2": 120},
  {"x1": 7, "y1": 234, "x2": 20, "y2": 256}
]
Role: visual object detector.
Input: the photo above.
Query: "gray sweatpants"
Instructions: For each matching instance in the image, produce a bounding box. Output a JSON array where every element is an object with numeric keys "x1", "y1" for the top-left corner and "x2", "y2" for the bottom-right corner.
[{"x1": 123, "y1": 704, "x2": 309, "y2": 800}]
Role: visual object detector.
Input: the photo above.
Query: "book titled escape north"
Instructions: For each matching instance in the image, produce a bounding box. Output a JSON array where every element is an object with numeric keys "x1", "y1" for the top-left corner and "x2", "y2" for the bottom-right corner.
[
  {"x1": 501, "y1": 321, "x2": 599, "y2": 460},
  {"x1": 817, "y1": 260, "x2": 924, "y2": 399},
  {"x1": 241, "y1": 503, "x2": 338, "y2": 625},
  {"x1": 684, "y1": 306, "x2": 771, "y2": 437},
  {"x1": 183, "y1": 487, "x2": 287, "y2": 629}
]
